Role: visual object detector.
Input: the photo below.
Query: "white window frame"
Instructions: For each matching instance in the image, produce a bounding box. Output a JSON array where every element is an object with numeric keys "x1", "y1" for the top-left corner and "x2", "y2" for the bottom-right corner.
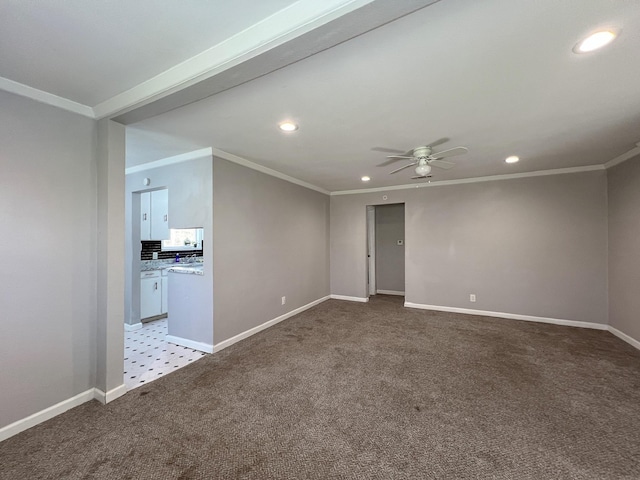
[{"x1": 161, "y1": 228, "x2": 204, "y2": 252}]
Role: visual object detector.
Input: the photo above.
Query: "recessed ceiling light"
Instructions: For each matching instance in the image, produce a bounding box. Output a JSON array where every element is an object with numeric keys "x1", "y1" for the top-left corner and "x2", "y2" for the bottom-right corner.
[
  {"x1": 361, "y1": 176, "x2": 371, "y2": 182},
  {"x1": 573, "y1": 29, "x2": 620, "y2": 53},
  {"x1": 505, "y1": 156, "x2": 519, "y2": 164},
  {"x1": 278, "y1": 122, "x2": 298, "y2": 132}
]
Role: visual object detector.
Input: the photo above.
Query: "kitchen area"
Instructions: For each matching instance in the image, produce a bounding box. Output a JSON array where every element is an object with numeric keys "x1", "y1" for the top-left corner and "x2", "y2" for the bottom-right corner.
[{"x1": 124, "y1": 153, "x2": 214, "y2": 390}]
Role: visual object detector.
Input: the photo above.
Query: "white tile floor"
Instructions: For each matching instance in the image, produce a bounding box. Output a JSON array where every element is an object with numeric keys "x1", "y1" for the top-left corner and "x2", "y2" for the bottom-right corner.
[{"x1": 124, "y1": 318, "x2": 207, "y2": 391}]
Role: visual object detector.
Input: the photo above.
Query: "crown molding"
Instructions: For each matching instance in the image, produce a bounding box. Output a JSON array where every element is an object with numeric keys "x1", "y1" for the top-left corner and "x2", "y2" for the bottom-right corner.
[
  {"x1": 0, "y1": 76, "x2": 94, "y2": 118},
  {"x1": 125, "y1": 146, "x2": 329, "y2": 195},
  {"x1": 129, "y1": 153, "x2": 604, "y2": 196},
  {"x1": 210, "y1": 147, "x2": 330, "y2": 195},
  {"x1": 604, "y1": 142, "x2": 640, "y2": 169},
  {"x1": 330, "y1": 164, "x2": 605, "y2": 196},
  {"x1": 125, "y1": 148, "x2": 213, "y2": 174}
]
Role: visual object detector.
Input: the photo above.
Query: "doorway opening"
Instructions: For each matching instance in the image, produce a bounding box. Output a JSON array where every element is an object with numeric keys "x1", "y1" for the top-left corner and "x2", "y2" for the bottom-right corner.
[
  {"x1": 366, "y1": 203, "x2": 406, "y2": 298},
  {"x1": 124, "y1": 152, "x2": 214, "y2": 393}
]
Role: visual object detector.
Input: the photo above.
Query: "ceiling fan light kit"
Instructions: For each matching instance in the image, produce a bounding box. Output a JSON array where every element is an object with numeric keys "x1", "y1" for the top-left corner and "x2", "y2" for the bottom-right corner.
[{"x1": 415, "y1": 163, "x2": 431, "y2": 176}]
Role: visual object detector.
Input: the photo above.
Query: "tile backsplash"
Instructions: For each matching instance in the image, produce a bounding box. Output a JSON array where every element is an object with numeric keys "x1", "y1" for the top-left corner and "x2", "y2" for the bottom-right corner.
[{"x1": 141, "y1": 241, "x2": 203, "y2": 260}]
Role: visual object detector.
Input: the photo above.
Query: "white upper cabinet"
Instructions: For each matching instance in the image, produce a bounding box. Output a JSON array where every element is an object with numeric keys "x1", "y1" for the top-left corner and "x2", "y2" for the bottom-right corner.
[
  {"x1": 140, "y1": 189, "x2": 169, "y2": 240},
  {"x1": 140, "y1": 191, "x2": 151, "y2": 240},
  {"x1": 150, "y1": 189, "x2": 169, "y2": 240}
]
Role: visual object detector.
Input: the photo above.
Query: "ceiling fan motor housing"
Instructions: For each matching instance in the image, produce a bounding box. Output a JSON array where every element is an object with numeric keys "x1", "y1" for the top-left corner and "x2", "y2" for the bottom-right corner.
[{"x1": 413, "y1": 146, "x2": 432, "y2": 158}]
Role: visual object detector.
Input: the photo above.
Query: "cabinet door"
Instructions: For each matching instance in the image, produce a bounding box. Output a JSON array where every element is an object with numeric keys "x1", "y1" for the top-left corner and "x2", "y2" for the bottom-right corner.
[
  {"x1": 150, "y1": 189, "x2": 169, "y2": 240},
  {"x1": 140, "y1": 277, "x2": 162, "y2": 319},
  {"x1": 140, "y1": 192, "x2": 151, "y2": 241},
  {"x1": 161, "y1": 276, "x2": 168, "y2": 314}
]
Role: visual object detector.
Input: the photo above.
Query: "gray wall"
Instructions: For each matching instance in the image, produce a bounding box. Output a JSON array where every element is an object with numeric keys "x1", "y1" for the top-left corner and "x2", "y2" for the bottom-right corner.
[
  {"x1": 0, "y1": 91, "x2": 97, "y2": 428},
  {"x1": 0, "y1": 92, "x2": 629, "y2": 434},
  {"x1": 608, "y1": 157, "x2": 640, "y2": 340},
  {"x1": 375, "y1": 204, "x2": 405, "y2": 293},
  {"x1": 96, "y1": 119, "x2": 125, "y2": 394},
  {"x1": 212, "y1": 158, "x2": 330, "y2": 343},
  {"x1": 126, "y1": 155, "x2": 330, "y2": 348},
  {"x1": 331, "y1": 171, "x2": 608, "y2": 324},
  {"x1": 125, "y1": 155, "x2": 213, "y2": 346}
]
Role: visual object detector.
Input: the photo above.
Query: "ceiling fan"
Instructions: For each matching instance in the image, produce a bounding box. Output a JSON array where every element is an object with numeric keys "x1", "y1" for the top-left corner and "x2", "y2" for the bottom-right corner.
[{"x1": 374, "y1": 140, "x2": 468, "y2": 179}]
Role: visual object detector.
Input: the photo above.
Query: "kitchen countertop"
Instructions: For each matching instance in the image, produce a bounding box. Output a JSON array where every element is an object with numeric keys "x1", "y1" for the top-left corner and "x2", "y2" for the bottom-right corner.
[
  {"x1": 167, "y1": 265, "x2": 204, "y2": 276},
  {"x1": 141, "y1": 258, "x2": 203, "y2": 271}
]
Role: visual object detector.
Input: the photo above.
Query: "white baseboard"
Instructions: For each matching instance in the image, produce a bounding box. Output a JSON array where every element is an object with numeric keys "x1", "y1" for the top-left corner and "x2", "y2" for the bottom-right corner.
[
  {"x1": 214, "y1": 295, "x2": 331, "y2": 353},
  {"x1": 124, "y1": 322, "x2": 142, "y2": 332},
  {"x1": 0, "y1": 383, "x2": 129, "y2": 442},
  {"x1": 3, "y1": 303, "x2": 637, "y2": 445},
  {"x1": 93, "y1": 384, "x2": 127, "y2": 404},
  {"x1": 330, "y1": 294, "x2": 369, "y2": 303},
  {"x1": 376, "y1": 290, "x2": 405, "y2": 296},
  {"x1": 0, "y1": 389, "x2": 95, "y2": 442},
  {"x1": 404, "y1": 302, "x2": 608, "y2": 331},
  {"x1": 608, "y1": 326, "x2": 640, "y2": 351},
  {"x1": 165, "y1": 335, "x2": 213, "y2": 354}
]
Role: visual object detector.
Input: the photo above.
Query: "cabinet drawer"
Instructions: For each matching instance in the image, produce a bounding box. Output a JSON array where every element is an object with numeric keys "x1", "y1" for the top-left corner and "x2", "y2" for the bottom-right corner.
[{"x1": 140, "y1": 270, "x2": 160, "y2": 279}]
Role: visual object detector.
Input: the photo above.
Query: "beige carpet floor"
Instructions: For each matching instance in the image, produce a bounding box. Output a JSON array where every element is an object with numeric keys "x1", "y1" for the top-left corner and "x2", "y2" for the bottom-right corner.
[{"x1": 1, "y1": 295, "x2": 640, "y2": 479}]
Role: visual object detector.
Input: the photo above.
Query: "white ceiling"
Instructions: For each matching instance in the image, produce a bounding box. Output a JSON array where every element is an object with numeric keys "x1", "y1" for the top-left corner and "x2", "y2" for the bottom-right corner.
[
  {"x1": 3, "y1": 0, "x2": 640, "y2": 192},
  {"x1": 1, "y1": 0, "x2": 388, "y2": 117},
  {"x1": 0, "y1": 0, "x2": 300, "y2": 105},
  {"x1": 126, "y1": 0, "x2": 640, "y2": 191}
]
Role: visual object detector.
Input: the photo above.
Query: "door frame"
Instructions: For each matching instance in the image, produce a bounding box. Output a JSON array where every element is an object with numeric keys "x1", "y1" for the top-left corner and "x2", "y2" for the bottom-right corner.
[{"x1": 366, "y1": 205, "x2": 376, "y2": 296}]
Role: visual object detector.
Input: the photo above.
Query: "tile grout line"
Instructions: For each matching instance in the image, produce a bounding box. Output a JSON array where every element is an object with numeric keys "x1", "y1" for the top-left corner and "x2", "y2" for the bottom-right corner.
[{"x1": 124, "y1": 318, "x2": 207, "y2": 391}]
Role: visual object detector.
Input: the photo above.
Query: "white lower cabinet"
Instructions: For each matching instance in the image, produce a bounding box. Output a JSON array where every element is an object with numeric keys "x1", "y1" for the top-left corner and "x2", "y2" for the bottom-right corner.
[
  {"x1": 161, "y1": 271, "x2": 168, "y2": 314},
  {"x1": 140, "y1": 271, "x2": 162, "y2": 319}
]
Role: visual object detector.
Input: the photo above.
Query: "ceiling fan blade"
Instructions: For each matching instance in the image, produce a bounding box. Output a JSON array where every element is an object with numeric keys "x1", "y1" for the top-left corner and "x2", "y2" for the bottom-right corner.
[
  {"x1": 431, "y1": 146, "x2": 468, "y2": 159},
  {"x1": 389, "y1": 163, "x2": 416, "y2": 174},
  {"x1": 387, "y1": 155, "x2": 414, "y2": 159},
  {"x1": 377, "y1": 157, "x2": 405, "y2": 167},
  {"x1": 425, "y1": 137, "x2": 450, "y2": 149},
  {"x1": 428, "y1": 159, "x2": 456, "y2": 169},
  {"x1": 371, "y1": 147, "x2": 405, "y2": 154}
]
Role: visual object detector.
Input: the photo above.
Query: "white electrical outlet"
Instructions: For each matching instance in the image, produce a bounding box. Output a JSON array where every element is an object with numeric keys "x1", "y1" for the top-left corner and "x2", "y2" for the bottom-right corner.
[
  {"x1": 470, "y1": 294, "x2": 476, "y2": 302},
  {"x1": 282, "y1": 296, "x2": 286, "y2": 305},
  {"x1": 152, "y1": 252, "x2": 158, "y2": 260}
]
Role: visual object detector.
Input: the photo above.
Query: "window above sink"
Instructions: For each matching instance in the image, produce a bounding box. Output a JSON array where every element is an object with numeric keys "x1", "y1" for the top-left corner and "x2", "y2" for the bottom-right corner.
[{"x1": 161, "y1": 228, "x2": 203, "y2": 252}]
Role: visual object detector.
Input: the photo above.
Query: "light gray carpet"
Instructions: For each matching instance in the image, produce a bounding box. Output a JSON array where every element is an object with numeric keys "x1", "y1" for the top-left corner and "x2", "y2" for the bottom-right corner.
[{"x1": 2, "y1": 295, "x2": 640, "y2": 479}]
